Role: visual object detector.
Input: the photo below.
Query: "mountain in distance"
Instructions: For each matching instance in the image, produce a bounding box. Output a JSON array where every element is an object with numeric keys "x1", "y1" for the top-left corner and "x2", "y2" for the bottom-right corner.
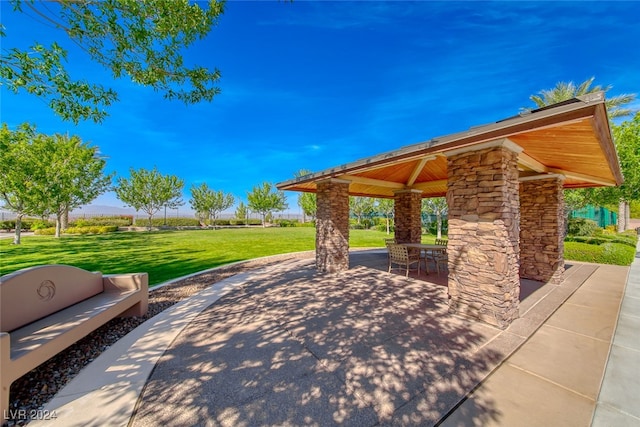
[{"x1": 71, "y1": 204, "x2": 137, "y2": 215}]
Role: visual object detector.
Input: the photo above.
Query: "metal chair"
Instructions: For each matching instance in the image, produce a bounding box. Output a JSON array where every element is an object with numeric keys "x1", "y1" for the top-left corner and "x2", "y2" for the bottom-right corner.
[{"x1": 388, "y1": 244, "x2": 421, "y2": 277}]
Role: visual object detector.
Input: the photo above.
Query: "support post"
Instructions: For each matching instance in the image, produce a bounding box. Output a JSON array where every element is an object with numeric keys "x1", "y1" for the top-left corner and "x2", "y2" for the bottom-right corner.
[{"x1": 315, "y1": 179, "x2": 350, "y2": 273}]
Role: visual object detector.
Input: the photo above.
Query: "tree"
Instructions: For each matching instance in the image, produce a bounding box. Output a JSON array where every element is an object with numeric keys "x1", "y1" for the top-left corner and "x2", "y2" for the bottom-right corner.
[
  {"x1": 349, "y1": 197, "x2": 375, "y2": 227},
  {"x1": 235, "y1": 201, "x2": 248, "y2": 225},
  {"x1": 529, "y1": 77, "x2": 636, "y2": 119},
  {"x1": 1, "y1": 0, "x2": 224, "y2": 123},
  {"x1": 189, "y1": 183, "x2": 234, "y2": 228},
  {"x1": 610, "y1": 113, "x2": 640, "y2": 230},
  {"x1": 375, "y1": 198, "x2": 394, "y2": 235},
  {"x1": 0, "y1": 124, "x2": 112, "y2": 241},
  {"x1": 422, "y1": 197, "x2": 448, "y2": 239},
  {"x1": 115, "y1": 167, "x2": 184, "y2": 229},
  {"x1": 0, "y1": 124, "x2": 49, "y2": 244},
  {"x1": 294, "y1": 169, "x2": 316, "y2": 222},
  {"x1": 247, "y1": 182, "x2": 287, "y2": 227},
  {"x1": 43, "y1": 132, "x2": 113, "y2": 237},
  {"x1": 529, "y1": 78, "x2": 638, "y2": 231}
]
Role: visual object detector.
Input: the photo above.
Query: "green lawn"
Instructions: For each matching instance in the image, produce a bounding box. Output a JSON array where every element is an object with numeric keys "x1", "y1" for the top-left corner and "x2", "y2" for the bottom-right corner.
[
  {"x1": 1, "y1": 228, "x2": 634, "y2": 287},
  {"x1": 0, "y1": 228, "x2": 395, "y2": 286}
]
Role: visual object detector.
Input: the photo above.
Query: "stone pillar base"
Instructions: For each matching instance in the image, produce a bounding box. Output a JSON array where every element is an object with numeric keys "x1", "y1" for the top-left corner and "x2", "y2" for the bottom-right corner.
[{"x1": 316, "y1": 179, "x2": 350, "y2": 273}]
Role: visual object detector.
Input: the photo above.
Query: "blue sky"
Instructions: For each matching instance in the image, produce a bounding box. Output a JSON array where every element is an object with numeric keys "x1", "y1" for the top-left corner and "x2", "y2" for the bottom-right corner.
[{"x1": 2, "y1": 1, "x2": 639, "y2": 215}]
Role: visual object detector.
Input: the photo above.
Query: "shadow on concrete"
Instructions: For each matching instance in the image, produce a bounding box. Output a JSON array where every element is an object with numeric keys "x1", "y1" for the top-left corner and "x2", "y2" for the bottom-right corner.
[{"x1": 130, "y1": 254, "x2": 507, "y2": 426}]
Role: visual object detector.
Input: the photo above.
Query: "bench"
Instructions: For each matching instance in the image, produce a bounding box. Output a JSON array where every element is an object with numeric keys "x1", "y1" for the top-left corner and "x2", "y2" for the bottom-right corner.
[{"x1": 0, "y1": 265, "x2": 148, "y2": 418}]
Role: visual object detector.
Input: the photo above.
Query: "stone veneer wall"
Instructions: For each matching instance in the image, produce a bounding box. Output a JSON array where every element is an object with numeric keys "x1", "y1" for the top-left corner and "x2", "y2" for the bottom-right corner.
[
  {"x1": 519, "y1": 177, "x2": 565, "y2": 284},
  {"x1": 446, "y1": 144, "x2": 521, "y2": 329},
  {"x1": 394, "y1": 189, "x2": 423, "y2": 244},
  {"x1": 315, "y1": 179, "x2": 350, "y2": 273}
]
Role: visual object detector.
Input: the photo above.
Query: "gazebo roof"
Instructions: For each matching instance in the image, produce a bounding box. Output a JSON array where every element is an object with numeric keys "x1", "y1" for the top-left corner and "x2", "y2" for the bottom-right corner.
[{"x1": 277, "y1": 92, "x2": 623, "y2": 199}]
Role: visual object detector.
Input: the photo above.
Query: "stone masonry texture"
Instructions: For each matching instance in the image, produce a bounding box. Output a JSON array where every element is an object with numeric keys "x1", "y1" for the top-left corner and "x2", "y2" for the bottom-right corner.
[
  {"x1": 394, "y1": 190, "x2": 423, "y2": 244},
  {"x1": 519, "y1": 177, "x2": 565, "y2": 284},
  {"x1": 315, "y1": 179, "x2": 350, "y2": 273},
  {"x1": 446, "y1": 146, "x2": 521, "y2": 329}
]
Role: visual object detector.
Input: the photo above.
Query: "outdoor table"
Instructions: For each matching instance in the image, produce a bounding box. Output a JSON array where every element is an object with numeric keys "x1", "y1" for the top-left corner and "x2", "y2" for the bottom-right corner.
[{"x1": 401, "y1": 243, "x2": 447, "y2": 274}]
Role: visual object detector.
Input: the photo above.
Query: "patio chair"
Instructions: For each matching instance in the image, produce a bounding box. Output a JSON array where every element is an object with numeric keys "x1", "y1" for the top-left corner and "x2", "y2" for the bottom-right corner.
[
  {"x1": 388, "y1": 243, "x2": 421, "y2": 277},
  {"x1": 432, "y1": 249, "x2": 448, "y2": 275},
  {"x1": 384, "y1": 238, "x2": 397, "y2": 267}
]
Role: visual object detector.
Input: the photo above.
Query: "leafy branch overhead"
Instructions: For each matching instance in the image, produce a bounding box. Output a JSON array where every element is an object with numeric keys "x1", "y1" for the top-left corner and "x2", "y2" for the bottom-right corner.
[{"x1": 0, "y1": 0, "x2": 224, "y2": 123}]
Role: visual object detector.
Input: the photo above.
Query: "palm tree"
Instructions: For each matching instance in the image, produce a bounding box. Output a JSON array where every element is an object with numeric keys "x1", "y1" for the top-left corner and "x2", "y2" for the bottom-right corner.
[
  {"x1": 529, "y1": 76, "x2": 636, "y2": 119},
  {"x1": 530, "y1": 77, "x2": 637, "y2": 231}
]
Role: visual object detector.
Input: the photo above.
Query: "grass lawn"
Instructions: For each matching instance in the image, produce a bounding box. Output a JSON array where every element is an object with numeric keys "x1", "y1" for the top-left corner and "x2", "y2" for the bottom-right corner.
[
  {"x1": 1, "y1": 228, "x2": 635, "y2": 287},
  {"x1": 0, "y1": 228, "x2": 396, "y2": 286}
]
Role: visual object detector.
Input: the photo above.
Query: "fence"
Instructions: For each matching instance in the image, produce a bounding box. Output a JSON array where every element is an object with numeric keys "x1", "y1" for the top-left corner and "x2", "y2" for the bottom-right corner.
[{"x1": 569, "y1": 205, "x2": 617, "y2": 228}]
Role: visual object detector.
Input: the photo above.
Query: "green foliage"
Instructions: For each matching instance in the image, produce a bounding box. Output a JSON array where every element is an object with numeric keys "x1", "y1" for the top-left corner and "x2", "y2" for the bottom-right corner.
[
  {"x1": 247, "y1": 182, "x2": 288, "y2": 227},
  {"x1": 65, "y1": 225, "x2": 118, "y2": 235},
  {"x1": 564, "y1": 234, "x2": 637, "y2": 248},
  {"x1": 0, "y1": 123, "x2": 112, "y2": 241},
  {"x1": 2, "y1": 0, "x2": 224, "y2": 123},
  {"x1": 564, "y1": 241, "x2": 636, "y2": 266},
  {"x1": 70, "y1": 215, "x2": 133, "y2": 227},
  {"x1": 235, "y1": 202, "x2": 248, "y2": 221},
  {"x1": 115, "y1": 167, "x2": 184, "y2": 229},
  {"x1": 529, "y1": 77, "x2": 636, "y2": 119},
  {"x1": 34, "y1": 227, "x2": 56, "y2": 235},
  {"x1": 30, "y1": 219, "x2": 53, "y2": 230},
  {"x1": 133, "y1": 217, "x2": 200, "y2": 227},
  {"x1": 567, "y1": 217, "x2": 600, "y2": 236},
  {"x1": 350, "y1": 196, "x2": 375, "y2": 225},
  {"x1": 294, "y1": 170, "x2": 317, "y2": 220},
  {"x1": 274, "y1": 219, "x2": 299, "y2": 227},
  {"x1": 189, "y1": 183, "x2": 234, "y2": 227}
]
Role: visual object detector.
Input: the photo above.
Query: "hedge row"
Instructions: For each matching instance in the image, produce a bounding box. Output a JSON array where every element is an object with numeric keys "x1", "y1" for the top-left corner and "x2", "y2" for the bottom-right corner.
[{"x1": 34, "y1": 225, "x2": 118, "y2": 235}]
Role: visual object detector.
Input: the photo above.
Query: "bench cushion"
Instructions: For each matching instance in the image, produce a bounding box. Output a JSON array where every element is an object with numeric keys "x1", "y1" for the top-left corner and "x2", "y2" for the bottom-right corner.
[
  {"x1": 9, "y1": 290, "x2": 139, "y2": 363},
  {"x1": 1, "y1": 265, "x2": 104, "y2": 332}
]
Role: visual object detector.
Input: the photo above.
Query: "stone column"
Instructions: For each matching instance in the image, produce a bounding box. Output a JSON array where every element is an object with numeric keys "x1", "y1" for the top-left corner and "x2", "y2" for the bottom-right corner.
[
  {"x1": 446, "y1": 139, "x2": 522, "y2": 329},
  {"x1": 394, "y1": 189, "x2": 423, "y2": 244},
  {"x1": 315, "y1": 178, "x2": 350, "y2": 273},
  {"x1": 519, "y1": 175, "x2": 565, "y2": 284}
]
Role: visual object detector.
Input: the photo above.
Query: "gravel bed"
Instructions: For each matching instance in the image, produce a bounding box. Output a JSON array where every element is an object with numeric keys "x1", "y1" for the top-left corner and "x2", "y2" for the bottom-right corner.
[{"x1": 4, "y1": 252, "x2": 314, "y2": 426}]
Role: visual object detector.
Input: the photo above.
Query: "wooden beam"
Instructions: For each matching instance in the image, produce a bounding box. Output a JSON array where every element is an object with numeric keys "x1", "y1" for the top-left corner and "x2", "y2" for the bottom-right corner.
[
  {"x1": 546, "y1": 168, "x2": 617, "y2": 186},
  {"x1": 518, "y1": 153, "x2": 548, "y2": 173},
  {"x1": 412, "y1": 179, "x2": 448, "y2": 192},
  {"x1": 406, "y1": 155, "x2": 436, "y2": 186},
  {"x1": 337, "y1": 175, "x2": 405, "y2": 189}
]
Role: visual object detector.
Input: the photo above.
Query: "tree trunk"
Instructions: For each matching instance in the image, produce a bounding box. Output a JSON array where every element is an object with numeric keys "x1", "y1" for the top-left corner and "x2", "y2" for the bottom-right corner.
[
  {"x1": 61, "y1": 206, "x2": 69, "y2": 231},
  {"x1": 13, "y1": 214, "x2": 23, "y2": 245},
  {"x1": 147, "y1": 215, "x2": 153, "y2": 231},
  {"x1": 618, "y1": 199, "x2": 628, "y2": 233},
  {"x1": 625, "y1": 201, "x2": 631, "y2": 232},
  {"x1": 262, "y1": 213, "x2": 266, "y2": 228},
  {"x1": 55, "y1": 214, "x2": 62, "y2": 238},
  {"x1": 386, "y1": 215, "x2": 391, "y2": 235},
  {"x1": 436, "y1": 212, "x2": 442, "y2": 239}
]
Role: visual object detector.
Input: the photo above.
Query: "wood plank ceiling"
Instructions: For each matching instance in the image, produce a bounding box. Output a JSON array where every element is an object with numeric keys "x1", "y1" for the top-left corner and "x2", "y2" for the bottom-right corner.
[{"x1": 277, "y1": 93, "x2": 623, "y2": 199}]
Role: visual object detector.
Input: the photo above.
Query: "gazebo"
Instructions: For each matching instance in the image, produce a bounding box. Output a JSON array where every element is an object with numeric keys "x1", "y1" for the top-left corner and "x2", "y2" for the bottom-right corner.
[{"x1": 276, "y1": 92, "x2": 623, "y2": 328}]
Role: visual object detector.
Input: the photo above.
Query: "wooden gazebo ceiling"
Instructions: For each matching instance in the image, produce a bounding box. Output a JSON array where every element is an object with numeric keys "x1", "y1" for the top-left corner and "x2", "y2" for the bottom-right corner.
[{"x1": 277, "y1": 92, "x2": 623, "y2": 199}]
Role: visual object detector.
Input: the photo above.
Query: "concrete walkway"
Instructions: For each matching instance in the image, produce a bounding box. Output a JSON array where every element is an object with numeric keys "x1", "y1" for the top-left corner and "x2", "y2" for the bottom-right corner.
[
  {"x1": 592, "y1": 240, "x2": 640, "y2": 426},
  {"x1": 32, "y1": 250, "x2": 633, "y2": 426}
]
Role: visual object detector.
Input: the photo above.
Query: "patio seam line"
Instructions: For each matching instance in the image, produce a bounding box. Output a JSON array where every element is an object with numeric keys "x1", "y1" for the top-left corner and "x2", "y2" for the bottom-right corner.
[
  {"x1": 435, "y1": 264, "x2": 603, "y2": 425},
  {"x1": 504, "y1": 362, "x2": 597, "y2": 401},
  {"x1": 541, "y1": 324, "x2": 615, "y2": 344},
  {"x1": 596, "y1": 403, "x2": 640, "y2": 421}
]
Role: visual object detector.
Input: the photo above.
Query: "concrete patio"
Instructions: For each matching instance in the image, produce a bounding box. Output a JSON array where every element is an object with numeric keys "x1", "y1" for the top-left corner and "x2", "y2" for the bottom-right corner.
[{"x1": 31, "y1": 247, "x2": 636, "y2": 426}]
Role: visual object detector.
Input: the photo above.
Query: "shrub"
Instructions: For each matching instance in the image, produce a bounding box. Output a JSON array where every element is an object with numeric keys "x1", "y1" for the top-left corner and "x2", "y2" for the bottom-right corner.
[
  {"x1": 133, "y1": 217, "x2": 201, "y2": 227},
  {"x1": 65, "y1": 226, "x2": 118, "y2": 235},
  {"x1": 69, "y1": 216, "x2": 133, "y2": 227},
  {"x1": 564, "y1": 241, "x2": 636, "y2": 266},
  {"x1": 0, "y1": 221, "x2": 14, "y2": 231},
  {"x1": 567, "y1": 218, "x2": 599, "y2": 236},
  {"x1": 34, "y1": 227, "x2": 56, "y2": 235},
  {"x1": 275, "y1": 219, "x2": 299, "y2": 227},
  {"x1": 30, "y1": 220, "x2": 53, "y2": 230}
]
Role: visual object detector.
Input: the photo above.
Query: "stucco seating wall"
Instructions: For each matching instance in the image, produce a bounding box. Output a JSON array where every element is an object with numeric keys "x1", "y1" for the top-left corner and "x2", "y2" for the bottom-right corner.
[{"x1": 0, "y1": 265, "x2": 148, "y2": 418}]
